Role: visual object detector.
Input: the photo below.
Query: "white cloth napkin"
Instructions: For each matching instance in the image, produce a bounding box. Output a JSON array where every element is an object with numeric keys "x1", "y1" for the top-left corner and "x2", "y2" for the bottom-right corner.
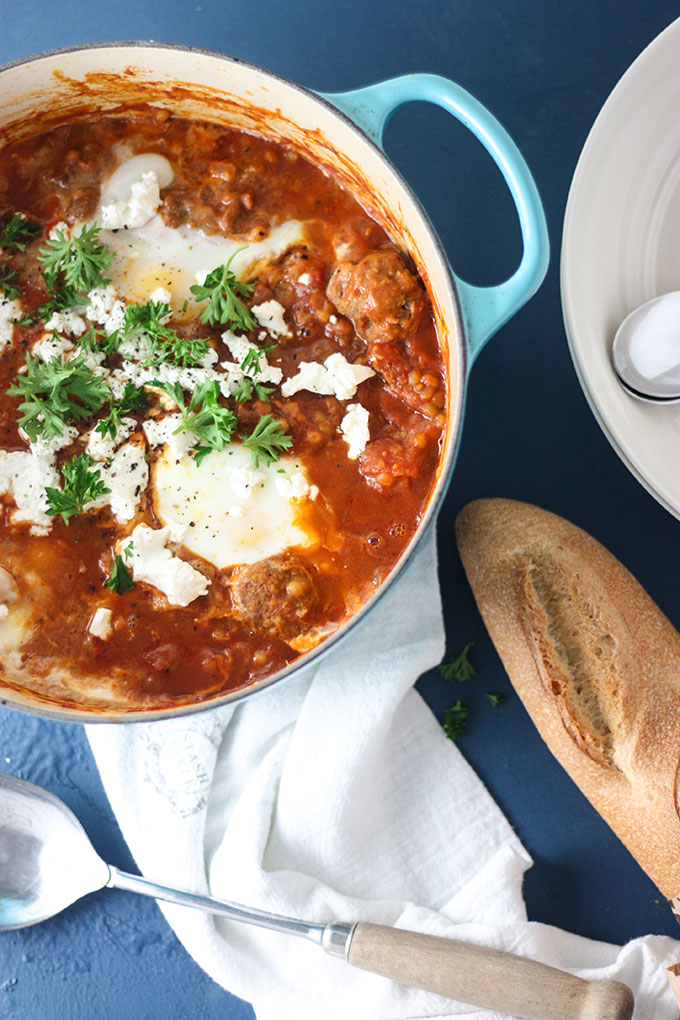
[{"x1": 86, "y1": 531, "x2": 680, "y2": 1019}]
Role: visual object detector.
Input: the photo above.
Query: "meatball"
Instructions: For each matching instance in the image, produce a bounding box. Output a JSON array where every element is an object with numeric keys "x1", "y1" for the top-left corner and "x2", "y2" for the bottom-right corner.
[
  {"x1": 230, "y1": 555, "x2": 318, "y2": 640},
  {"x1": 326, "y1": 250, "x2": 425, "y2": 345}
]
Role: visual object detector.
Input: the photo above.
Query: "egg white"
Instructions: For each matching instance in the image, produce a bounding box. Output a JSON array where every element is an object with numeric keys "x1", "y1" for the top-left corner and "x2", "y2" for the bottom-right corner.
[{"x1": 152, "y1": 444, "x2": 318, "y2": 569}]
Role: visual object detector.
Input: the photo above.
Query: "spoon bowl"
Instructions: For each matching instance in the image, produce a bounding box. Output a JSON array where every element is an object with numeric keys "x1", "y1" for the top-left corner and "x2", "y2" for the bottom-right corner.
[{"x1": 612, "y1": 290, "x2": 680, "y2": 401}]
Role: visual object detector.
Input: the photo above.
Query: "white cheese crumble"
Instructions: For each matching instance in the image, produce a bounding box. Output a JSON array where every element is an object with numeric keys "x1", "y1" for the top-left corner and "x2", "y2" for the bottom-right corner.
[
  {"x1": 281, "y1": 352, "x2": 374, "y2": 401},
  {"x1": 49, "y1": 221, "x2": 69, "y2": 241},
  {"x1": 101, "y1": 440, "x2": 148, "y2": 523},
  {"x1": 44, "y1": 308, "x2": 87, "y2": 337},
  {"x1": 0, "y1": 446, "x2": 61, "y2": 534},
  {"x1": 0, "y1": 298, "x2": 22, "y2": 349},
  {"x1": 251, "y1": 300, "x2": 290, "y2": 337},
  {"x1": 143, "y1": 414, "x2": 197, "y2": 457},
  {"x1": 297, "y1": 272, "x2": 311, "y2": 286},
  {"x1": 123, "y1": 523, "x2": 210, "y2": 607},
  {"x1": 86, "y1": 417, "x2": 136, "y2": 462},
  {"x1": 339, "y1": 403, "x2": 370, "y2": 460},
  {"x1": 275, "y1": 471, "x2": 319, "y2": 501},
  {"x1": 88, "y1": 607, "x2": 113, "y2": 640},
  {"x1": 85, "y1": 285, "x2": 126, "y2": 333},
  {"x1": 229, "y1": 464, "x2": 264, "y2": 501},
  {"x1": 100, "y1": 170, "x2": 161, "y2": 230},
  {"x1": 31, "y1": 332, "x2": 75, "y2": 362},
  {"x1": 149, "y1": 286, "x2": 172, "y2": 305},
  {"x1": 222, "y1": 331, "x2": 283, "y2": 385}
]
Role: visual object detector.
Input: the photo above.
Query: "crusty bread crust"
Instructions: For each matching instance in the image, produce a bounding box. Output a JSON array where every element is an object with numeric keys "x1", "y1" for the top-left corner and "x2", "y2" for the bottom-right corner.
[{"x1": 455, "y1": 497, "x2": 680, "y2": 899}]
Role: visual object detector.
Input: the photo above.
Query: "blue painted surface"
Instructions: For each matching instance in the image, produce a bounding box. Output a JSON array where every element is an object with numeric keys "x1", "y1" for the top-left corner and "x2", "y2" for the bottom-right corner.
[{"x1": 0, "y1": 2, "x2": 679, "y2": 1018}]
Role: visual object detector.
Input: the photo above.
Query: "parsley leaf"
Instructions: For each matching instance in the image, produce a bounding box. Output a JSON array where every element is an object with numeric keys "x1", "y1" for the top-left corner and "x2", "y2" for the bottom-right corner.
[
  {"x1": 157, "y1": 379, "x2": 237, "y2": 459},
  {"x1": 115, "y1": 299, "x2": 211, "y2": 368},
  {"x1": 12, "y1": 313, "x2": 35, "y2": 328},
  {"x1": 7, "y1": 353, "x2": 111, "y2": 440},
  {"x1": 442, "y1": 699, "x2": 469, "y2": 741},
  {"x1": 37, "y1": 284, "x2": 86, "y2": 323},
  {"x1": 95, "y1": 381, "x2": 147, "y2": 440},
  {"x1": 439, "y1": 642, "x2": 476, "y2": 682},
  {"x1": 190, "y1": 248, "x2": 256, "y2": 330},
  {"x1": 105, "y1": 553, "x2": 134, "y2": 595},
  {"x1": 0, "y1": 214, "x2": 41, "y2": 252},
  {"x1": 45, "y1": 453, "x2": 110, "y2": 525},
  {"x1": 39, "y1": 223, "x2": 114, "y2": 293},
  {"x1": 485, "y1": 692, "x2": 505, "y2": 708},
  {"x1": 241, "y1": 413, "x2": 292, "y2": 468},
  {"x1": 0, "y1": 267, "x2": 20, "y2": 301},
  {"x1": 233, "y1": 376, "x2": 274, "y2": 403}
]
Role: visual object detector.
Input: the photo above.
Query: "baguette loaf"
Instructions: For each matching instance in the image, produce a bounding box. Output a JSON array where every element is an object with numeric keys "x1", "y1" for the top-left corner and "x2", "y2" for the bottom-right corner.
[{"x1": 455, "y1": 497, "x2": 680, "y2": 901}]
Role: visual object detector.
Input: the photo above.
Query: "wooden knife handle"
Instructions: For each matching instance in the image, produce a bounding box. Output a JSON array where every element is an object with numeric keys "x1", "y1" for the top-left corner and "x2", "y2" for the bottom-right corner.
[{"x1": 346, "y1": 923, "x2": 634, "y2": 1020}]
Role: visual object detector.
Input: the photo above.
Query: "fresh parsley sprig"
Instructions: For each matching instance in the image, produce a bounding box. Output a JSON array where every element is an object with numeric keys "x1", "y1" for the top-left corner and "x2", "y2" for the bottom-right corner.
[
  {"x1": 105, "y1": 548, "x2": 134, "y2": 595},
  {"x1": 157, "y1": 379, "x2": 238, "y2": 465},
  {"x1": 439, "y1": 642, "x2": 476, "y2": 682},
  {"x1": 45, "y1": 453, "x2": 110, "y2": 525},
  {"x1": 95, "y1": 381, "x2": 147, "y2": 440},
  {"x1": 38, "y1": 283, "x2": 87, "y2": 323},
  {"x1": 190, "y1": 248, "x2": 256, "y2": 331},
  {"x1": 0, "y1": 214, "x2": 41, "y2": 252},
  {"x1": 114, "y1": 299, "x2": 211, "y2": 368},
  {"x1": 0, "y1": 267, "x2": 20, "y2": 300},
  {"x1": 233, "y1": 377, "x2": 274, "y2": 403},
  {"x1": 442, "y1": 699, "x2": 469, "y2": 741},
  {"x1": 241, "y1": 413, "x2": 292, "y2": 468},
  {"x1": 39, "y1": 223, "x2": 114, "y2": 293},
  {"x1": 7, "y1": 352, "x2": 111, "y2": 441}
]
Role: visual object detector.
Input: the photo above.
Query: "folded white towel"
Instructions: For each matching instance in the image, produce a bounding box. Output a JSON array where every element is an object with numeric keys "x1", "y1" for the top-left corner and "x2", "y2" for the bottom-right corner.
[{"x1": 87, "y1": 531, "x2": 680, "y2": 1018}]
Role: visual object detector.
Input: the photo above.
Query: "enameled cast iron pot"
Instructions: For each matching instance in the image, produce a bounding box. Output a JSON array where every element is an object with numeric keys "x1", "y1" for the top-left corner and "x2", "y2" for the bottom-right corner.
[{"x1": 0, "y1": 43, "x2": 549, "y2": 721}]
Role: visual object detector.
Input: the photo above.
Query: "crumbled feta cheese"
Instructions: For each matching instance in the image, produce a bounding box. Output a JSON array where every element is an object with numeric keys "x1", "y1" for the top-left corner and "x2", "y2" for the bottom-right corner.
[
  {"x1": 281, "y1": 353, "x2": 374, "y2": 401},
  {"x1": 49, "y1": 221, "x2": 69, "y2": 241},
  {"x1": 101, "y1": 440, "x2": 149, "y2": 523},
  {"x1": 275, "y1": 471, "x2": 319, "y2": 501},
  {"x1": 222, "y1": 331, "x2": 283, "y2": 385},
  {"x1": 45, "y1": 308, "x2": 87, "y2": 337},
  {"x1": 328, "y1": 314, "x2": 337, "y2": 324},
  {"x1": 142, "y1": 414, "x2": 197, "y2": 457},
  {"x1": 229, "y1": 464, "x2": 264, "y2": 501},
  {"x1": 149, "y1": 286, "x2": 172, "y2": 305},
  {"x1": 25, "y1": 424, "x2": 79, "y2": 457},
  {"x1": 123, "y1": 523, "x2": 210, "y2": 607},
  {"x1": 0, "y1": 298, "x2": 22, "y2": 348},
  {"x1": 86, "y1": 286, "x2": 126, "y2": 333},
  {"x1": 100, "y1": 170, "x2": 161, "y2": 230},
  {"x1": 0, "y1": 446, "x2": 60, "y2": 534},
  {"x1": 31, "y1": 332, "x2": 75, "y2": 362},
  {"x1": 86, "y1": 417, "x2": 136, "y2": 461},
  {"x1": 251, "y1": 299, "x2": 290, "y2": 337},
  {"x1": 194, "y1": 268, "x2": 209, "y2": 287},
  {"x1": 88, "y1": 607, "x2": 112, "y2": 640},
  {"x1": 339, "y1": 403, "x2": 370, "y2": 460},
  {"x1": 298, "y1": 273, "x2": 311, "y2": 286}
]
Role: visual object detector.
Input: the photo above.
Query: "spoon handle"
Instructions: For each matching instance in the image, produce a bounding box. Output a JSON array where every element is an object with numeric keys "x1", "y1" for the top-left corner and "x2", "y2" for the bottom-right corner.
[{"x1": 345, "y1": 923, "x2": 634, "y2": 1020}]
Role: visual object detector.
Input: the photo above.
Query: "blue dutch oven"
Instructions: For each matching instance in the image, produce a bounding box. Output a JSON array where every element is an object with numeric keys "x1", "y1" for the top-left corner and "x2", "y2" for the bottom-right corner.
[{"x1": 0, "y1": 45, "x2": 549, "y2": 720}]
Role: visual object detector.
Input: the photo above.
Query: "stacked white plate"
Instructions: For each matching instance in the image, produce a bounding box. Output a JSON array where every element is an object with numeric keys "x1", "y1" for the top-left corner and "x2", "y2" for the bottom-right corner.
[{"x1": 561, "y1": 16, "x2": 680, "y2": 518}]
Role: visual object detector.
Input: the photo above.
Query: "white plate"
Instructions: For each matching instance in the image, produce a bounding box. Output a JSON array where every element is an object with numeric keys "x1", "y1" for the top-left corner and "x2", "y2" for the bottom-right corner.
[{"x1": 561, "y1": 16, "x2": 680, "y2": 519}]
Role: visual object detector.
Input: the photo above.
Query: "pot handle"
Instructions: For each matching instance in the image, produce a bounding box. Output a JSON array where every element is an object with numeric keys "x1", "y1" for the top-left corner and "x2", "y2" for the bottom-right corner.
[{"x1": 319, "y1": 74, "x2": 549, "y2": 364}]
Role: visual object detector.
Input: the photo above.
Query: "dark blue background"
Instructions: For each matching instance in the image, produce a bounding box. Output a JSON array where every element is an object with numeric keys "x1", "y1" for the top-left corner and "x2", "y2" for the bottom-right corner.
[{"x1": 1, "y1": 2, "x2": 679, "y2": 1017}]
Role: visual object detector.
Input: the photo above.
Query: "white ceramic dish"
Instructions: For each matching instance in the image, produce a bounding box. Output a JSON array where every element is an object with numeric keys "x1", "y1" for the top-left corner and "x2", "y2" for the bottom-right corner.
[{"x1": 561, "y1": 16, "x2": 680, "y2": 518}]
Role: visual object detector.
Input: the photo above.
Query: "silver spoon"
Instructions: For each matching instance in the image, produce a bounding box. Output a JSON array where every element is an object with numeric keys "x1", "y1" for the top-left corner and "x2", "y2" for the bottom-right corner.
[
  {"x1": 0, "y1": 773, "x2": 633, "y2": 1020},
  {"x1": 612, "y1": 290, "x2": 680, "y2": 402}
]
